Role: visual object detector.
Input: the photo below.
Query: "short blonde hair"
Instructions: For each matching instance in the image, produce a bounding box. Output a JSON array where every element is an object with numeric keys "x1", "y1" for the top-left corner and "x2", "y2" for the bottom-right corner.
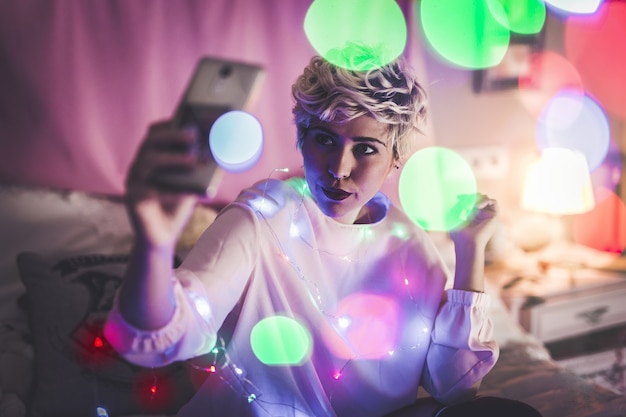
[{"x1": 291, "y1": 45, "x2": 427, "y2": 162}]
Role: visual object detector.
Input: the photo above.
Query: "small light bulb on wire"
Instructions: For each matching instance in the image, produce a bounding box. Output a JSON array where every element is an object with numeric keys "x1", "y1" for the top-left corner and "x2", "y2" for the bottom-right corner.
[{"x1": 93, "y1": 337, "x2": 103, "y2": 348}]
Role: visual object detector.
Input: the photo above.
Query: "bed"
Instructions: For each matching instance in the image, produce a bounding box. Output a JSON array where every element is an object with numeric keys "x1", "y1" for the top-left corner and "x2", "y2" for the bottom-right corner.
[{"x1": 1, "y1": 183, "x2": 625, "y2": 417}]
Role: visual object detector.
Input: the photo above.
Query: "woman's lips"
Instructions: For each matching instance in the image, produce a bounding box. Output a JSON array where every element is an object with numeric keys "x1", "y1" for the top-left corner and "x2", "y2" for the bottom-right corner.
[{"x1": 323, "y1": 187, "x2": 351, "y2": 201}]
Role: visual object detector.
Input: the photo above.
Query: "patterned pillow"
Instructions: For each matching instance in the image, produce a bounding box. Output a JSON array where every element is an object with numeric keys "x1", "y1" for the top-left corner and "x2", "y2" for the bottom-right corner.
[{"x1": 17, "y1": 252, "x2": 197, "y2": 417}]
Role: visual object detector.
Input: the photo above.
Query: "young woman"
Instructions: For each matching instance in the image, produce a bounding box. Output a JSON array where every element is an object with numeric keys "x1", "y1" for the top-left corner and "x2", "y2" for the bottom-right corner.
[{"x1": 105, "y1": 47, "x2": 540, "y2": 417}]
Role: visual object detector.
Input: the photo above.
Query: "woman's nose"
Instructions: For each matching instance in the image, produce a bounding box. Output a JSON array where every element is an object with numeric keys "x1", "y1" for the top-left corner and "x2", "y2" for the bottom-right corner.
[{"x1": 328, "y1": 149, "x2": 352, "y2": 180}]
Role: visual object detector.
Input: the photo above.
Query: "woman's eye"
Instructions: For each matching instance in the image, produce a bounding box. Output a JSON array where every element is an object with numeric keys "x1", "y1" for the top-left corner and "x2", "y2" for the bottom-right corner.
[
  {"x1": 355, "y1": 143, "x2": 377, "y2": 155},
  {"x1": 315, "y1": 134, "x2": 334, "y2": 146}
]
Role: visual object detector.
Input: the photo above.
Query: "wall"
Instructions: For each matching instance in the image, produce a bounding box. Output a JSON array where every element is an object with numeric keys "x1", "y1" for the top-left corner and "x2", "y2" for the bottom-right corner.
[
  {"x1": 421, "y1": 14, "x2": 573, "y2": 222},
  {"x1": 419, "y1": 8, "x2": 626, "y2": 254}
]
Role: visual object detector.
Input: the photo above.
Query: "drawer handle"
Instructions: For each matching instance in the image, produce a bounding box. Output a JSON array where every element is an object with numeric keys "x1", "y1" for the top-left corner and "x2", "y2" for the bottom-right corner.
[{"x1": 576, "y1": 306, "x2": 609, "y2": 324}]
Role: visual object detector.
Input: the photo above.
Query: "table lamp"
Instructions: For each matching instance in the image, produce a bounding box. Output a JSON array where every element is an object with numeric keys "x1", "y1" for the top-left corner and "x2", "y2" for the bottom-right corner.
[
  {"x1": 521, "y1": 147, "x2": 595, "y2": 216},
  {"x1": 519, "y1": 147, "x2": 596, "y2": 285}
]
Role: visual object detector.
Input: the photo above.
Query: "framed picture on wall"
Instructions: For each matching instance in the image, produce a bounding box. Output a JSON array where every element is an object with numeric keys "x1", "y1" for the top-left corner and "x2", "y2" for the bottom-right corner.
[{"x1": 472, "y1": 31, "x2": 544, "y2": 93}]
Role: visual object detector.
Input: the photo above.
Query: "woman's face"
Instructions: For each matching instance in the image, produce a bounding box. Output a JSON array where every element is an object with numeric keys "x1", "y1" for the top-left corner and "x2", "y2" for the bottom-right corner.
[{"x1": 301, "y1": 115, "x2": 396, "y2": 224}]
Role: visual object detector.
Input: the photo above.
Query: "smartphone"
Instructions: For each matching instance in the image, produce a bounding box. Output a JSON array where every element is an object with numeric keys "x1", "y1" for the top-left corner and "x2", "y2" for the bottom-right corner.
[{"x1": 151, "y1": 57, "x2": 265, "y2": 196}]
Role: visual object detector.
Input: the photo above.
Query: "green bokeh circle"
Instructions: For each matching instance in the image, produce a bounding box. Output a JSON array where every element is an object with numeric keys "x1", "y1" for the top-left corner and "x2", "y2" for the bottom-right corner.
[
  {"x1": 304, "y1": 0, "x2": 407, "y2": 70},
  {"x1": 420, "y1": 0, "x2": 511, "y2": 69},
  {"x1": 399, "y1": 147, "x2": 478, "y2": 231},
  {"x1": 250, "y1": 316, "x2": 312, "y2": 366},
  {"x1": 488, "y1": 0, "x2": 546, "y2": 35}
]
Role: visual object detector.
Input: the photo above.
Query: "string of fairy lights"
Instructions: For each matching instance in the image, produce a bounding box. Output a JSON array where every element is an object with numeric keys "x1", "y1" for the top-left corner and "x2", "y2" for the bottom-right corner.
[
  {"x1": 94, "y1": 168, "x2": 434, "y2": 416},
  {"x1": 178, "y1": 172, "x2": 431, "y2": 414}
]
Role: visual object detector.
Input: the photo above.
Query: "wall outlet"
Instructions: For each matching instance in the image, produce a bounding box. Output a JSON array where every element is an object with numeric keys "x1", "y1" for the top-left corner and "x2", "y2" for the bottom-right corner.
[{"x1": 456, "y1": 146, "x2": 509, "y2": 179}]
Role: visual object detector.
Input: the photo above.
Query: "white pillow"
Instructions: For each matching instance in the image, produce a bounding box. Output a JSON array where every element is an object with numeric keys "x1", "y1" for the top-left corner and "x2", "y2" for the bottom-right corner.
[{"x1": 0, "y1": 184, "x2": 133, "y2": 322}]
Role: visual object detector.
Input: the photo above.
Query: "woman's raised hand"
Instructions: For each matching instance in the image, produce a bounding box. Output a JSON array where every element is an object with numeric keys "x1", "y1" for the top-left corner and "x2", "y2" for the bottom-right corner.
[
  {"x1": 449, "y1": 194, "x2": 499, "y2": 249},
  {"x1": 125, "y1": 121, "x2": 200, "y2": 248},
  {"x1": 448, "y1": 194, "x2": 499, "y2": 292}
]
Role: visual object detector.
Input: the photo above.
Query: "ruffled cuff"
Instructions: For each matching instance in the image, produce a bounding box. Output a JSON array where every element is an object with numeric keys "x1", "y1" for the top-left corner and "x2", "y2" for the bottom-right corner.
[
  {"x1": 104, "y1": 276, "x2": 217, "y2": 367},
  {"x1": 432, "y1": 289, "x2": 496, "y2": 350},
  {"x1": 445, "y1": 288, "x2": 491, "y2": 308}
]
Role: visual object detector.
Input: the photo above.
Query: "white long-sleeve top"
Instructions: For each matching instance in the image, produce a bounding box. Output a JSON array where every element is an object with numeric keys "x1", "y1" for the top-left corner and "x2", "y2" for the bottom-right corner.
[{"x1": 105, "y1": 178, "x2": 499, "y2": 417}]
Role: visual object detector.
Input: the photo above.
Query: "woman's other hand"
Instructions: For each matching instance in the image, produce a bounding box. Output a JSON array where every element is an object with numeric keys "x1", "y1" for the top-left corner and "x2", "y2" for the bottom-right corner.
[
  {"x1": 449, "y1": 194, "x2": 499, "y2": 292},
  {"x1": 449, "y1": 194, "x2": 499, "y2": 250}
]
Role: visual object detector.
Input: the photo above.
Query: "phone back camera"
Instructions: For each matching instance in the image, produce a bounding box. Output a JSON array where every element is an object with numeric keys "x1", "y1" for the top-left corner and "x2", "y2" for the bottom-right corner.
[{"x1": 219, "y1": 65, "x2": 233, "y2": 78}]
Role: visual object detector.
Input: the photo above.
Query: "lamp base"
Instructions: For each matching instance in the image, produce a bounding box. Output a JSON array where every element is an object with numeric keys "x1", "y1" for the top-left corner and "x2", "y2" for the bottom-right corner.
[{"x1": 513, "y1": 213, "x2": 564, "y2": 252}]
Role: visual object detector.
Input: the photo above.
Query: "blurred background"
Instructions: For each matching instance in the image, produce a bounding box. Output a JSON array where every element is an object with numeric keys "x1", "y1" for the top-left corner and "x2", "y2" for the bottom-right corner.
[{"x1": 1, "y1": 0, "x2": 624, "y2": 256}]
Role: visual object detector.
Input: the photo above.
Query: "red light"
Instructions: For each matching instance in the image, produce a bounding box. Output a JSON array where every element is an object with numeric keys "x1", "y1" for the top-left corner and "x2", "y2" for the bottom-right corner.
[
  {"x1": 134, "y1": 372, "x2": 174, "y2": 409},
  {"x1": 93, "y1": 336, "x2": 104, "y2": 348},
  {"x1": 333, "y1": 371, "x2": 342, "y2": 380},
  {"x1": 565, "y1": 2, "x2": 626, "y2": 119},
  {"x1": 207, "y1": 365, "x2": 216, "y2": 373}
]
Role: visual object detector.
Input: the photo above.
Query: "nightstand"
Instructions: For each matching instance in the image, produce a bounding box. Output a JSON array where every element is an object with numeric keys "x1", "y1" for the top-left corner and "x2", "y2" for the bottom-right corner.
[{"x1": 488, "y1": 262, "x2": 626, "y2": 394}]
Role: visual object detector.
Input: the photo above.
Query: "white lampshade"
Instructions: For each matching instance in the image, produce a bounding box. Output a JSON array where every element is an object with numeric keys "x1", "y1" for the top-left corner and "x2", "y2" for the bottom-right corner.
[{"x1": 521, "y1": 147, "x2": 595, "y2": 215}]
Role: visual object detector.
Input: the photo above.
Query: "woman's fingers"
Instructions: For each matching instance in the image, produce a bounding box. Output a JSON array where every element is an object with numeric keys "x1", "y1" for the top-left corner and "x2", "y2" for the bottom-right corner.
[
  {"x1": 125, "y1": 122, "x2": 202, "y2": 245},
  {"x1": 449, "y1": 193, "x2": 499, "y2": 245},
  {"x1": 128, "y1": 123, "x2": 201, "y2": 190},
  {"x1": 473, "y1": 196, "x2": 498, "y2": 220},
  {"x1": 474, "y1": 194, "x2": 497, "y2": 210},
  {"x1": 454, "y1": 194, "x2": 497, "y2": 219}
]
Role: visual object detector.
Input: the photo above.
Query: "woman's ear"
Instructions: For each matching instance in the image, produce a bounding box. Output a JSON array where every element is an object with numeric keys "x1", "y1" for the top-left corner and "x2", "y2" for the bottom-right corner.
[
  {"x1": 392, "y1": 156, "x2": 403, "y2": 171},
  {"x1": 386, "y1": 161, "x2": 401, "y2": 179}
]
